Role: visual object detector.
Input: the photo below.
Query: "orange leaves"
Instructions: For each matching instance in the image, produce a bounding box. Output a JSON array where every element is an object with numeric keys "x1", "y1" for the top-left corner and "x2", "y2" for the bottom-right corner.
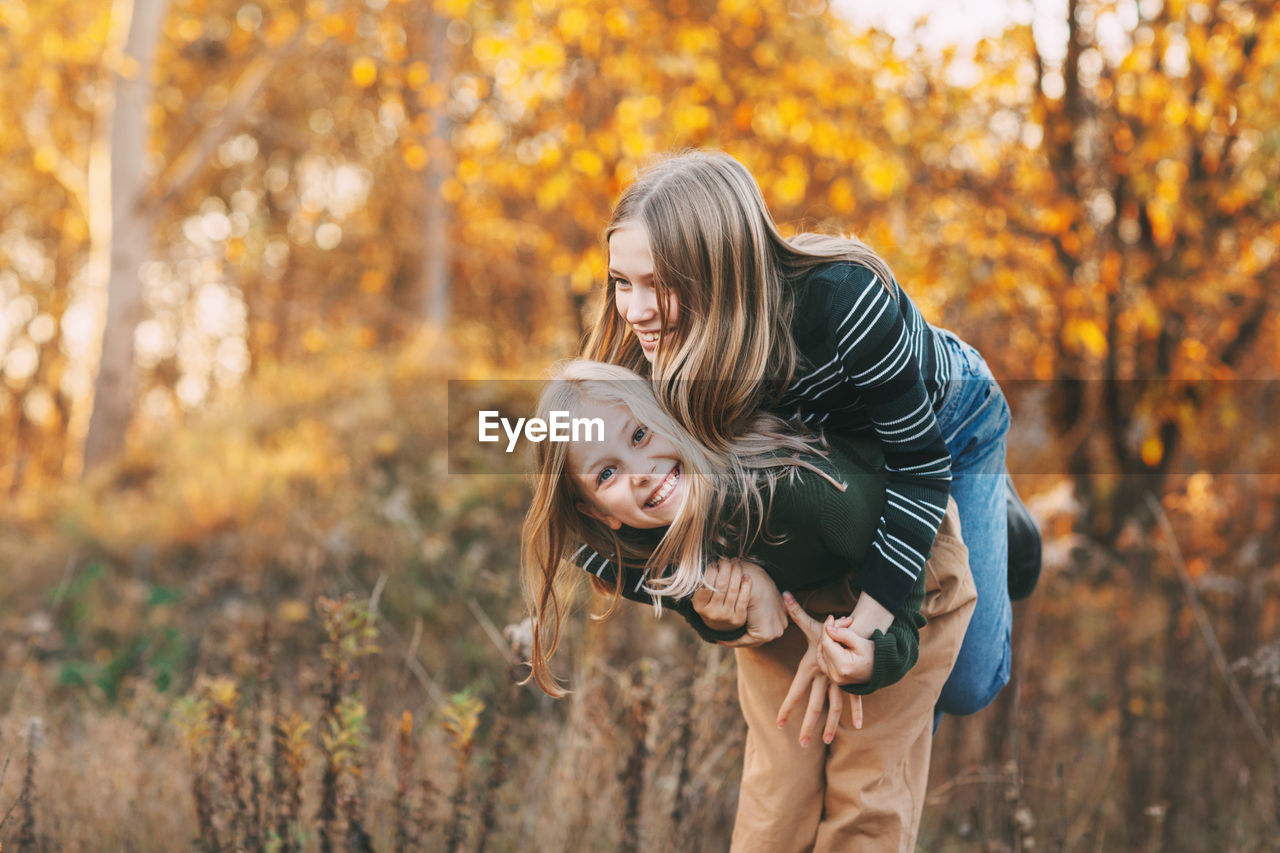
[
  {"x1": 1145, "y1": 200, "x2": 1175, "y2": 247},
  {"x1": 1140, "y1": 435, "x2": 1164, "y2": 468}
]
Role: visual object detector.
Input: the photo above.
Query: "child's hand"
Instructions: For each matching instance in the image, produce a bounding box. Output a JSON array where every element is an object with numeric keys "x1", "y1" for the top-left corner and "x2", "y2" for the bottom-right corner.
[
  {"x1": 778, "y1": 592, "x2": 865, "y2": 747},
  {"x1": 718, "y1": 561, "x2": 786, "y2": 648},
  {"x1": 817, "y1": 617, "x2": 876, "y2": 686},
  {"x1": 691, "y1": 559, "x2": 751, "y2": 632}
]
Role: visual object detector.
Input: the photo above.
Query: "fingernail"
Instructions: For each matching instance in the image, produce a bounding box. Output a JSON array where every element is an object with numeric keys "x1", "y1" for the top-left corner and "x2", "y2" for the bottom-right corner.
[
  {"x1": 782, "y1": 592, "x2": 794, "y2": 603},
  {"x1": 800, "y1": 737, "x2": 810, "y2": 748},
  {"x1": 776, "y1": 719, "x2": 785, "y2": 728},
  {"x1": 823, "y1": 735, "x2": 833, "y2": 744},
  {"x1": 855, "y1": 720, "x2": 863, "y2": 730}
]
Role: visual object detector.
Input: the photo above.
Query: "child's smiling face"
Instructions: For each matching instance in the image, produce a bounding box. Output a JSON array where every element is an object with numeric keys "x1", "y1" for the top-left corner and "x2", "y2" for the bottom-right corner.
[{"x1": 568, "y1": 399, "x2": 685, "y2": 530}]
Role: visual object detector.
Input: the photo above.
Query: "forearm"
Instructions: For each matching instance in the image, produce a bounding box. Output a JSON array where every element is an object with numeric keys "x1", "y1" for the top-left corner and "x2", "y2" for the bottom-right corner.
[
  {"x1": 841, "y1": 571, "x2": 928, "y2": 694},
  {"x1": 846, "y1": 592, "x2": 894, "y2": 638}
]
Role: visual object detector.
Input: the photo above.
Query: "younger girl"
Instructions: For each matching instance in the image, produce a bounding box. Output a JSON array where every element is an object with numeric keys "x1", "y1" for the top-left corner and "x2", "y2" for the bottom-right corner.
[
  {"x1": 580, "y1": 150, "x2": 1039, "y2": 718},
  {"x1": 523, "y1": 359, "x2": 976, "y2": 852}
]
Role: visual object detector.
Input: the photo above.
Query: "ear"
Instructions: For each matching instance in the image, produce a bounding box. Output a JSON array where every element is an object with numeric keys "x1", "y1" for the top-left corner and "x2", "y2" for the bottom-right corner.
[{"x1": 576, "y1": 500, "x2": 623, "y2": 530}]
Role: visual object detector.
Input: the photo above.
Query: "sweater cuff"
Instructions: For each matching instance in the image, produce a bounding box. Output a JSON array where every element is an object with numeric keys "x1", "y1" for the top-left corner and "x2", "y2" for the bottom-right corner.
[
  {"x1": 673, "y1": 599, "x2": 749, "y2": 644},
  {"x1": 840, "y1": 629, "x2": 903, "y2": 696}
]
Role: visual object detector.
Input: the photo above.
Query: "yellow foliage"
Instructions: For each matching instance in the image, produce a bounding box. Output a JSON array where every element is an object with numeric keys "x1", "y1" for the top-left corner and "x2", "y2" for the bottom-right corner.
[
  {"x1": 529, "y1": 40, "x2": 565, "y2": 69},
  {"x1": 322, "y1": 14, "x2": 347, "y2": 38},
  {"x1": 360, "y1": 269, "x2": 386, "y2": 293},
  {"x1": 303, "y1": 328, "x2": 327, "y2": 353},
  {"x1": 863, "y1": 157, "x2": 901, "y2": 201},
  {"x1": 571, "y1": 149, "x2": 604, "y2": 177},
  {"x1": 443, "y1": 692, "x2": 485, "y2": 756},
  {"x1": 474, "y1": 33, "x2": 506, "y2": 64},
  {"x1": 828, "y1": 178, "x2": 855, "y2": 213},
  {"x1": 32, "y1": 146, "x2": 57, "y2": 174},
  {"x1": 407, "y1": 61, "x2": 430, "y2": 89},
  {"x1": 402, "y1": 144, "x2": 428, "y2": 171},
  {"x1": 1066, "y1": 319, "x2": 1108, "y2": 357},
  {"x1": 557, "y1": 7, "x2": 589, "y2": 41},
  {"x1": 605, "y1": 9, "x2": 632, "y2": 38},
  {"x1": 457, "y1": 158, "x2": 481, "y2": 182},
  {"x1": 352, "y1": 57, "x2": 377, "y2": 88},
  {"x1": 1140, "y1": 435, "x2": 1163, "y2": 468},
  {"x1": 174, "y1": 18, "x2": 203, "y2": 43},
  {"x1": 441, "y1": 0, "x2": 474, "y2": 16},
  {"x1": 536, "y1": 171, "x2": 572, "y2": 211}
]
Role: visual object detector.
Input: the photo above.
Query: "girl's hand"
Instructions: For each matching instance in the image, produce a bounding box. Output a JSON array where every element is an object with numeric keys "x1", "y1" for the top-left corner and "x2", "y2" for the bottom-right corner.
[
  {"x1": 817, "y1": 617, "x2": 876, "y2": 686},
  {"x1": 718, "y1": 560, "x2": 787, "y2": 648},
  {"x1": 777, "y1": 593, "x2": 864, "y2": 746},
  {"x1": 691, "y1": 559, "x2": 751, "y2": 632}
]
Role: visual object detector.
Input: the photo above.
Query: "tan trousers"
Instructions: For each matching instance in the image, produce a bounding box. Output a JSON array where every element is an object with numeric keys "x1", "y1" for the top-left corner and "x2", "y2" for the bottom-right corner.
[{"x1": 730, "y1": 497, "x2": 977, "y2": 853}]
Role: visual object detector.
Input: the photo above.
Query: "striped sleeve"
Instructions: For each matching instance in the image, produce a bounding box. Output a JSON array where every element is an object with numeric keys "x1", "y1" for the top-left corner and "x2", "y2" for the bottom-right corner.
[
  {"x1": 824, "y1": 265, "x2": 951, "y2": 615},
  {"x1": 571, "y1": 544, "x2": 741, "y2": 641},
  {"x1": 571, "y1": 544, "x2": 653, "y2": 604}
]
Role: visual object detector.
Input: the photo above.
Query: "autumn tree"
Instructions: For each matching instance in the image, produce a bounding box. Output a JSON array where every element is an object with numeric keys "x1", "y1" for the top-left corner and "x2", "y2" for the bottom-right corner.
[{"x1": 909, "y1": 0, "x2": 1280, "y2": 538}]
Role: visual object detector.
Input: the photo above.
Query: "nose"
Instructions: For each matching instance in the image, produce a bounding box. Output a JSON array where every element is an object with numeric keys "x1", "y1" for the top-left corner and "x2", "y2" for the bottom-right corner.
[
  {"x1": 629, "y1": 461, "x2": 658, "y2": 491},
  {"x1": 625, "y1": 284, "x2": 657, "y2": 325}
]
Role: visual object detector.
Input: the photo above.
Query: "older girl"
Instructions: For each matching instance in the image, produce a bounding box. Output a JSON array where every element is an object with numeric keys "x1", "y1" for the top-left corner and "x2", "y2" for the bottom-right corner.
[
  {"x1": 523, "y1": 360, "x2": 975, "y2": 852},
  {"x1": 578, "y1": 150, "x2": 1039, "y2": 719}
]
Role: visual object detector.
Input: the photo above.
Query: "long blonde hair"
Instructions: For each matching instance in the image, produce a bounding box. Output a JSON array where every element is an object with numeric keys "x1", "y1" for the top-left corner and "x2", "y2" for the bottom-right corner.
[
  {"x1": 581, "y1": 149, "x2": 897, "y2": 452},
  {"x1": 522, "y1": 359, "x2": 840, "y2": 697}
]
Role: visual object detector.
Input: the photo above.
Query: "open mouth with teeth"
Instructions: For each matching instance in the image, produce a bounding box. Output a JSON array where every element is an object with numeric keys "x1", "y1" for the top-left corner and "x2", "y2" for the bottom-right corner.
[
  {"x1": 635, "y1": 328, "x2": 667, "y2": 346},
  {"x1": 645, "y1": 464, "x2": 681, "y2": 509}
]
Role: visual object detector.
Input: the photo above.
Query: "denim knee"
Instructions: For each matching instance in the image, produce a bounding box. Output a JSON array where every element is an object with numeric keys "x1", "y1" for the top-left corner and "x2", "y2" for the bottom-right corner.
[{"x1": 936, "y1": 649, "x2": 1011, "y2": 717}]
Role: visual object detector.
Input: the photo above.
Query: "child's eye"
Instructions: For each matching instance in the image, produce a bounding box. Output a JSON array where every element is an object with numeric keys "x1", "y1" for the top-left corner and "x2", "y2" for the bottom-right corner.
[
  {"x1": 631, "y1": 425, "x2": 647, "y2": 444},
  {"x1": 610, "y1": 276, "x2": 630, "y2": 291},
  {"x1": 597, "y1": 465, "x2": 616, "y2": 485}
]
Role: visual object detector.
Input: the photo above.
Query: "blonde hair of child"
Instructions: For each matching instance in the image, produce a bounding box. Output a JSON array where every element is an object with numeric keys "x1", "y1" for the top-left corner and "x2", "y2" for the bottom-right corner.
[{"x1": 522, "y1": 359, "x2": 841, "y2": 696}]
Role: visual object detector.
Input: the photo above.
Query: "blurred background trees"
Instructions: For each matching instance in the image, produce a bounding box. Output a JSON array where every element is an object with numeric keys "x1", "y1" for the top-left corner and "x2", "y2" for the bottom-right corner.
[
  {"x1": 1, "y1": 0, "x2": 1279, "y2": 848},
  {"x1": 3, "y1": 0, "x2": 1277, "y2": 514}
]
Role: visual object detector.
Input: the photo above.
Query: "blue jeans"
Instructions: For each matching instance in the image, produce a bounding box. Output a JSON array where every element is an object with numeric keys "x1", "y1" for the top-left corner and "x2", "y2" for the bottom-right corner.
[{"x1": 932, "y1": 330, "x2": 1013, "y2": 719}]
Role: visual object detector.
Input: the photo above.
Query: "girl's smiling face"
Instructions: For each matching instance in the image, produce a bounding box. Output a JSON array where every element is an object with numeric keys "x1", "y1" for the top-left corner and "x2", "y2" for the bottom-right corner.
[
  {"x1": 609, "y1": 220, "x2": 679, "y2": 363},
  {"x1": 569, "y1": 399, "x2": 685, "y2": 530}
]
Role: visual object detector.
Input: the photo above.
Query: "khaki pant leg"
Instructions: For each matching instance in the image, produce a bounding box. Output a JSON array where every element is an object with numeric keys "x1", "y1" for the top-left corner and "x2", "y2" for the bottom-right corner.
[
  {"x1": 730, "y1": 625, "x2": 827, "y2": 853},
  {"x1": 731, "y1": 498, "x2": 976, "y2": 853},
  {"x1": 811, "y1": 498, "x2": 977, "y2": 853}
]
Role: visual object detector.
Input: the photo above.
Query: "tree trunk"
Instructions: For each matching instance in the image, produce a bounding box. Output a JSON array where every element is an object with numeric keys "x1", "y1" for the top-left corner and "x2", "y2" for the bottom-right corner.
[
  {"x1": 420, "y1": 2, "x2": 451, "y2": 328},
  {"x1": 82, "y1": 0, "x2": 170, "y2": 472}
]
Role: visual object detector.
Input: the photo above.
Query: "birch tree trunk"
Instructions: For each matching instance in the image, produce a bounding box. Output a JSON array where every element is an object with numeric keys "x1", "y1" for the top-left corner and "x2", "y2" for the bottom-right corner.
[
  {"x1": 82, "y1": 0, "x2": 170, "y2": 472},
  {"x1": 420, "y1": 2, "x2": 452, "y2": 328}
]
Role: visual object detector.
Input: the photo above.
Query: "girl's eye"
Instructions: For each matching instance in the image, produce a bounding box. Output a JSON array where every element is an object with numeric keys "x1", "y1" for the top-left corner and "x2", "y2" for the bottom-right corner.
[
  {"x1": 631, "y1": 425, "x2": 647, "y2": 444},
  {"x1": 597, "y1": 465, "x2": 616, "y2": 485},
  {"x1": 610, "y1": 276, "x2": 631, "y2": 291}
]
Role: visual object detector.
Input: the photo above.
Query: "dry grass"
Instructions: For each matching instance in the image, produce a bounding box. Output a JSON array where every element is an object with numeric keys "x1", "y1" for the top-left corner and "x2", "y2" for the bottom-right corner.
[{"x1": 1, "y1": 338, "x2": 1277, "y2": 851}]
